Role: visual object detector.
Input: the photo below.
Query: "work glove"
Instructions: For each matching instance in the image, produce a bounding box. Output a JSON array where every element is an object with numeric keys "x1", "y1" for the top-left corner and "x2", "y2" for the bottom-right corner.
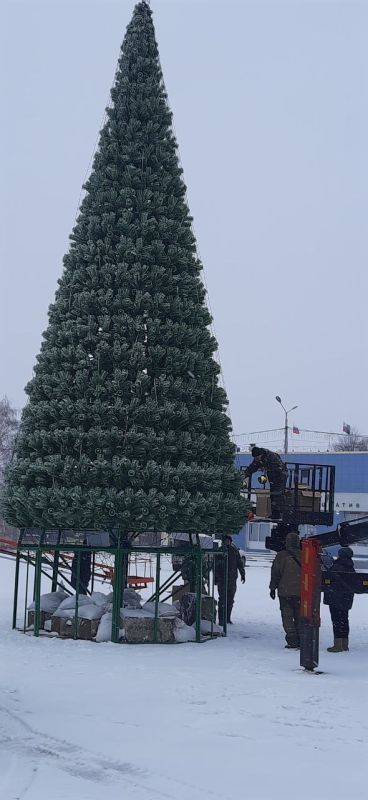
[
  {"x1": 270, "y1": 589, "x2": 276, "y2": 600},
  {"x1": 241, "y1": 577, "x2": 246, "y2": 584}
]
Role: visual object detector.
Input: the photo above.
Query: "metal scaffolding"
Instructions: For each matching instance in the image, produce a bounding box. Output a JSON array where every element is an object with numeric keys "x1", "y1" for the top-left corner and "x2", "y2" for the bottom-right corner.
[{"x1": 13, "y1": 529, "x2": 228, "y2": 644}]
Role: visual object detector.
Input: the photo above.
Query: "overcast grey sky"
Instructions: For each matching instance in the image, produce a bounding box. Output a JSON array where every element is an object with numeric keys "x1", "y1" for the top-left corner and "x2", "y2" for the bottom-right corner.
[{"x1": 1, "y1": 0, "x2": 368, "y2": 437}]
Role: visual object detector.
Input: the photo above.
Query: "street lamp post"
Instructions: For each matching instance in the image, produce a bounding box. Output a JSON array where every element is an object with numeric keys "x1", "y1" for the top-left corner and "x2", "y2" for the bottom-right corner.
[{"x1": 275, "y1": 396, "x2": 298, "y2": 454}]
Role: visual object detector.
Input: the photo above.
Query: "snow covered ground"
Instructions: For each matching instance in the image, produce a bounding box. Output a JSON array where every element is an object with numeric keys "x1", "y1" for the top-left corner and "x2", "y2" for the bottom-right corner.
[{"x1": 0, "y1": 555, "x2": 367, "y2": 800}]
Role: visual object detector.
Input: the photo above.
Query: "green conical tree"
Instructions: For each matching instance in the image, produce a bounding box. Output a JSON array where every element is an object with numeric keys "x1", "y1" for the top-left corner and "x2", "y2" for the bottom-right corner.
[{"x1": 3, "y1": 1, "x2": 246, "y2": 534}]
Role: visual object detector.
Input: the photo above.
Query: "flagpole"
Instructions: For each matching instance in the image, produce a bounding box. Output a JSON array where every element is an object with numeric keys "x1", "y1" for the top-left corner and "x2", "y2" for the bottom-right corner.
[{"x1": 284, "y1": 410, "x2": 288, "y2": 454}]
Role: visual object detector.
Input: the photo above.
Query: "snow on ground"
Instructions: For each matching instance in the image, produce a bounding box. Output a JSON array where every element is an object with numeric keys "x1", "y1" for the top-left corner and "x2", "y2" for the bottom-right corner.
[{"x1": 0, "y1": 555, "x2": 367, "y2": 800}]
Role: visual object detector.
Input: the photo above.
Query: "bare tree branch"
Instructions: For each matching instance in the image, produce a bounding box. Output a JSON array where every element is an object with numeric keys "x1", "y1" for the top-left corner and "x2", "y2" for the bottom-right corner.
[
  {"x1": 333, "y1": 426, "x2": 368, "y2": 452},
  {"x1": 0, "y1": 396, "x2": 19, "y2": 485}
]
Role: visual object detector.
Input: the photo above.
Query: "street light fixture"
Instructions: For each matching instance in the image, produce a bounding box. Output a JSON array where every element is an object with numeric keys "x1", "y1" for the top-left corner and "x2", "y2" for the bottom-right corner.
[{"x1": 275, "y1": 396, "x2": 298, "y2": 454}]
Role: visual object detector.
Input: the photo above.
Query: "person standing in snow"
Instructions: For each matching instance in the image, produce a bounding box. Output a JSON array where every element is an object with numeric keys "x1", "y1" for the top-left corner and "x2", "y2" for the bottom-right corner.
[
  {"x1": 324, "y1": 546, "x2": 355, "y2": 653},
  {"x1": 269, "y1": 531, "x2": 301, "y2": 648},
  {"x1": 215, "y1": 535, "x2": 245, "y2": 625},
  {"x1": 242, "y1": 447, "x2": 288, "y2": 520},
  {"x1": 71, "y1": 544, "x2": 92, "y2": 595}
]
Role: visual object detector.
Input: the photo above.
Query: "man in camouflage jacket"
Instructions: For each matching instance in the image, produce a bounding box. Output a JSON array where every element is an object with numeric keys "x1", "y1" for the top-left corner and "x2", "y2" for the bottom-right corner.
[
  {"x1": 243, "y1": 447, "x2": 288, "y2": 520},
  {"x1": 269, "y1": 531, "x2": 301, "y2": 648},
  {"x1": 215, "y1": 535, "x2": 246, "y2": 625}
]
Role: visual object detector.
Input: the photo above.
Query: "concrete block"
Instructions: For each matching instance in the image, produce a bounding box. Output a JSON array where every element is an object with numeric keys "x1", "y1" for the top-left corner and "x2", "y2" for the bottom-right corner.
[
  {"x1": 179, "y1": 593, "x2": 217, "y2": 625},
  {"x1": 58, "y1": 618, "x2": 99, "y2": 640},
  {"x1": 122, "y1": 616, "x2": 176, "y2": 644},
  {"x1": 27, "y1": 610, "x2": 53, "y2": 629},
  {"x1": 51, "y1": 617, "x2": 62, "y2": 635}
]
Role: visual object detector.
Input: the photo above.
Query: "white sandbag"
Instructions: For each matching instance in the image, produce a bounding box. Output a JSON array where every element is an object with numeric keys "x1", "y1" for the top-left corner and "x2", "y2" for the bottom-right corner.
[
  {"x1": 28, "y1": 590, "x2": 68, "y2": 613},
  {"x1": 76, "y1": 604, "x2": 106, "y2": 620},
  {"x1": 89, "y1": 591, "x2": 109, "y2": 607},
  {"x1": 53, "y1": 607, "x2": 76, "y2": 619},
  {"x1": 200, "y1": 620, "x2": 223, "y2": 635},
  {"x1": 121, "y1": 607, "x2": 154, "y2": 619},
  {"x1": 54, "y1": 602, "x2": 106, "y2": 621},
  {"x1": 95, "y1": 612, "x2": 112, "y2": 643},
  {"x1": 122, "y1": 588, "x2": 142, "y2": 608},
  {"x1": 174, "y1": 618, "x2": 196, "y2": 643},
  {"x1": 57, "y1": 594, "x2": 92, "y2": 611},
  {"x1": 143, "y1": 601, "x2": 179, "y2": 618}
]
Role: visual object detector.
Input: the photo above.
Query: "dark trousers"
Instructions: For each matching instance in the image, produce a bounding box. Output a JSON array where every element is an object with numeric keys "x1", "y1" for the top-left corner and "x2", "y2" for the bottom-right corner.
[
  {"x1": 329, "y1": 606, "x2": 349, "y2": 638},
  {"x1": 218, "y1": 580, "x2": 236, "y2": 624},
  {"x1": 279, "y1": 596, "x2": 300, "y2": 646},
  {"x1": 270, "y1": 479, "x2": 287, "y2": 520}
]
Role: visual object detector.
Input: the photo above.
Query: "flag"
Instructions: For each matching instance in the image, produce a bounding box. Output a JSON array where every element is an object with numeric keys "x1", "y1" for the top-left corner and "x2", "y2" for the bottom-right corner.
[
  {"x1": 292, "y1": 426, "x2": 300, "y2": 434},
  {"x1": 343, "y1": 422, "x2": 351, "y2": 435}
]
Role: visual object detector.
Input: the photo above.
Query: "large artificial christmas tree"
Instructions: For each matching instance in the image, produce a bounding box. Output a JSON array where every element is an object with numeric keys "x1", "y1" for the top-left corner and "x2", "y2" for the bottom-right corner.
[{"x1": 3, "y1": 1, "x2": 246, "y2": 534}]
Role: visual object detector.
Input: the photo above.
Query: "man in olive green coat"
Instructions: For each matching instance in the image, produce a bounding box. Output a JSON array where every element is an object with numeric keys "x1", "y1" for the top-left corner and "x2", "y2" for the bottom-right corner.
[{"x1": 269, "y1": 531, "x2": 301, "y2": 648}]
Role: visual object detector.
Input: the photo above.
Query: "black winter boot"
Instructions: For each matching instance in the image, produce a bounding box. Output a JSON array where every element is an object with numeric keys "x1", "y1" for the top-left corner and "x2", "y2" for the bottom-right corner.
[
  {"x1": 285, "y1": 635, "x2": 300, "y2": 649},
  {"x1": 327, "y1": 638, "x2": 344, "y2": 652}
]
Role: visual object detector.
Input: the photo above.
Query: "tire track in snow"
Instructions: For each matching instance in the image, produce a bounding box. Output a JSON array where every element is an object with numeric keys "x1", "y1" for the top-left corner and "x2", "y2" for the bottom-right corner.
[
  {"x1": 0, "y1": 703, "x2": 234, "y2": 800},
  {"x1": 0, "y1": 703, "x2": 172, "y2": 798},
  {"x1": 0, "y1": 748, "x2": 37, "y2": 800}
]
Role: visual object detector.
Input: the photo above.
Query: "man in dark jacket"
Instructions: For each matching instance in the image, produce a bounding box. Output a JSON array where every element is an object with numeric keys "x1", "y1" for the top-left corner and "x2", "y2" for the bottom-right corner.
[
  {"x1": 243, "y1": 447, "x2": 288, "y2": 520},
  {"x1": 324, "y1": 546, "x2": 355, "y2": 653},
  {"x1": 71, "y1": 550, "x2": 92, "y2": 595},
  {"x1": 269, "y1": 531, "x2": 301, "y2": 648},
  {"x1": 215, "y1": 536, "x2": 245, "y2": 625}
]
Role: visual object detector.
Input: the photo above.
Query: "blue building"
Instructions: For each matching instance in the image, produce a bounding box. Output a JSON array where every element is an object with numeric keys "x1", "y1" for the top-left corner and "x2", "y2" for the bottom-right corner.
[{"x1": 233, "y1": 451, "x2": 368, "y2": 555}]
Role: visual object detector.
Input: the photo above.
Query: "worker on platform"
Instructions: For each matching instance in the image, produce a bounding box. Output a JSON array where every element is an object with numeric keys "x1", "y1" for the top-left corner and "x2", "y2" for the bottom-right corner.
[
  {"x1": 215, "y1": 535, "x2": 245, "y2": 625},
  {"x1": 324, "y1": 546, "x2": 356, "y2": 653},
  {"x1": 242, "y1": 447, "x2": 288, "y2": 520},
  {"x1": 269, "y1": 531, "x2": 301, "y2": 648}
]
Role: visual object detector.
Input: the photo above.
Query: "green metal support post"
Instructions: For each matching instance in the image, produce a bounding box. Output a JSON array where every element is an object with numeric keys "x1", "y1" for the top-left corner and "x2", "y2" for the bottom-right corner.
[
  {"x1": 12, "y1": 551, "x2": 20, "y2": 630},
  {"x1": 120, "y1": 536, "x2": 129, "y2": 603},
  {"x1": 210, "y1": 553, "x2": 215, "y2": 638},
  {"x1": 34, "y1": 548, "x2": 42, "y2": 637},
  {"x1": 91, "y1": 551, "x2": 96, "y2": 592},
  {"x1": 23, "y1": 552, "x2": 30, "y2": 633},
  {"x1": 195, "y1": 547, "x2": 203, "y2": 643},
  {"x1": 73, "y1": 550, "x2": 81, "y2": 639},
  {"x1": 153, "y1": 551, "x2": 161, "y2": 643},
  {"x1": 111, "y1": 545, "x2": 122, "y2": 643}
]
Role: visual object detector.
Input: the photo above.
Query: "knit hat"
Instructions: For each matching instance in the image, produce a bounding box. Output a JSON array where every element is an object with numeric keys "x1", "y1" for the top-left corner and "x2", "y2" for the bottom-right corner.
[
  {"x1": 338, "y1": 546, "x2": 353, "y2": 558},
  {"x1": 251, "y1": 447, "x2": 262, "y2": 458}
]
